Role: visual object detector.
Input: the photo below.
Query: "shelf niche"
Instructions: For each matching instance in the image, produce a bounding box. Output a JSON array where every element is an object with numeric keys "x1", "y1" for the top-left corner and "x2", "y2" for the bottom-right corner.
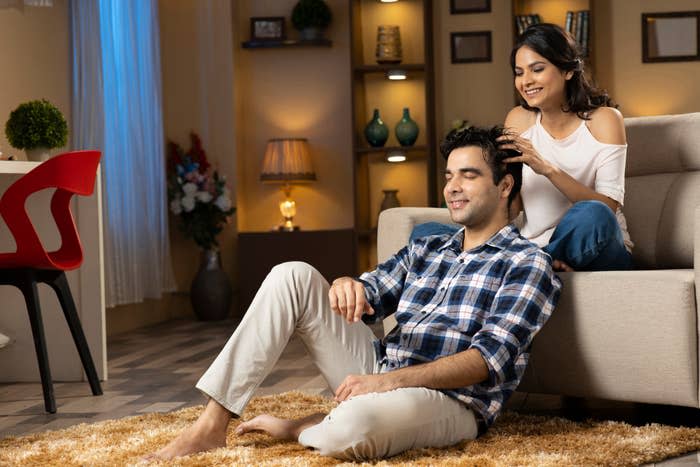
[{"x1": 350, "y1": 0, "x2": 437, "y2": 274}]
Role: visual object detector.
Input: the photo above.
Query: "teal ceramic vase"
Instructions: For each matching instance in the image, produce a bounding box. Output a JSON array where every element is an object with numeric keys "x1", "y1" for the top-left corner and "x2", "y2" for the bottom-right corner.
[
  {"x1": 395, "y1": 108, "x2": 419, "y2": 146},
  {"x1": 364, "y1": 109, "x2": 389, "y2": 147}
]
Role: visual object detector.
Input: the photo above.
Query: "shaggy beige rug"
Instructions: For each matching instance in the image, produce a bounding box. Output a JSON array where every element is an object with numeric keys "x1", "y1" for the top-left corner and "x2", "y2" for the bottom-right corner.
[{"x1": 1, "y1": 391, "x2": 699, "y2": 466}]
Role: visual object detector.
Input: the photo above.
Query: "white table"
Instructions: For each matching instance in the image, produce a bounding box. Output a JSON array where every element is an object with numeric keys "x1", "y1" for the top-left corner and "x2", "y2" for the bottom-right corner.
[{"x1": 0, "y1": 160, "x2": 106, "y2": 382}]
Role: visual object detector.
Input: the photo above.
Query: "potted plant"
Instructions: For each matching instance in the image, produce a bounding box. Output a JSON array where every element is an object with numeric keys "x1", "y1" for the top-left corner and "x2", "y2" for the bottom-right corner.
[
  {"x1": 5, "y1": 99, "x2": 68, "y2": 162},
  {"x1": 291, "y1": 0, "x2": 332, "y2": 41}
]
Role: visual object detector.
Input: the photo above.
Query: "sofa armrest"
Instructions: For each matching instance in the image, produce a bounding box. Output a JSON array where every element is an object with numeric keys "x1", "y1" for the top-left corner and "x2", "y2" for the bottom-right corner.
[{"x1": 377, "y1": 207, "x2": 454, "y2": 263}]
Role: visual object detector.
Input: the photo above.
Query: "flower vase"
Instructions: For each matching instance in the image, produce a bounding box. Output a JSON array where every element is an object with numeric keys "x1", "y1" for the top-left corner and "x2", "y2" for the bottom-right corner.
[
  {"x1": 364, "y1": 109, "x2": 389, "y2": 147},
  {"x1": 190, "y1": 249, "x2": 233, "y2": 321},
  {"x1": 395, "y1": 108, "x2": 419, "y2": 146}
]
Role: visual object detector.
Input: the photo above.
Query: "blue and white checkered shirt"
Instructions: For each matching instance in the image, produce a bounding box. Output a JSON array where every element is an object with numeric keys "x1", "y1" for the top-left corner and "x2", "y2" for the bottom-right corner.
[{"x1": 358, "y1": 224, "x2": 561, "y2": 426}]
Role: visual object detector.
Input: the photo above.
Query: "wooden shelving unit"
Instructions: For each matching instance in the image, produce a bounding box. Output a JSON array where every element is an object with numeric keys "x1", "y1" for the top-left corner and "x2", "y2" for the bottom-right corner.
[
  {"x1": 350, "y1": 0, "x2": 436, "y2": 273},
  {"x1": 241, "y1": 38, "x2": 332, "y2": 49}
]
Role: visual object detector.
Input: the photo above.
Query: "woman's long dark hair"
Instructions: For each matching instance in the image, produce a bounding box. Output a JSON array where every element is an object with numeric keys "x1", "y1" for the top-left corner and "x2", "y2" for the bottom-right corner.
[{"x1": 510, "y1": 23, "x2": 615, "y2": 119}]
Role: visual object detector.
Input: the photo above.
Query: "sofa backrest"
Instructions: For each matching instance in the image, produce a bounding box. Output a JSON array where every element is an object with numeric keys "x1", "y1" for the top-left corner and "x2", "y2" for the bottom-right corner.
[{"x1": 624, "y1": 112, "x2": 700, "y2": 269}]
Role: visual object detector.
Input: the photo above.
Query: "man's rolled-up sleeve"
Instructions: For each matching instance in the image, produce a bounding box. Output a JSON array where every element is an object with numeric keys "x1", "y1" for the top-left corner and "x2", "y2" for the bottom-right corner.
[{"x1": 469, "y1": 251, "x2": 561, "y2": 387}]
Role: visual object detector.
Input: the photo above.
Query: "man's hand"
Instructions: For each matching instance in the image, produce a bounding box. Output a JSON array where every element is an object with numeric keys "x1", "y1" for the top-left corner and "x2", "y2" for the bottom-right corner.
[
  {"x1": 334, "y1": 373, "x2": 396, "y2": 402},
  {"x1": 329, "y1": 277, "x2": 374, "y2": 323}
]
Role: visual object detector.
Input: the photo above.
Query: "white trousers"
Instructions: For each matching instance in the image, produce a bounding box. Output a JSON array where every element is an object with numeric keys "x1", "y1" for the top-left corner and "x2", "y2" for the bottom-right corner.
[{"x1": 196, "y1": 261, "x2": 478, "y2": 461}]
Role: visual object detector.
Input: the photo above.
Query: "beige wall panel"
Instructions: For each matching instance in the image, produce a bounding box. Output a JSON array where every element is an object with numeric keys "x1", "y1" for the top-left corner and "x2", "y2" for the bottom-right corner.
[
  {"x1": 595, "y1": 0, "x2": 700, "y2": 117},
  {"x1": 433, "y1": 0, "x2": 514, "y2": 134},
  {"x1": 234, "y1": 0, "x2": 353, "y2": 232},
  {"x1": 0, "y1": 0, "x2": 71, "y2": 159}
]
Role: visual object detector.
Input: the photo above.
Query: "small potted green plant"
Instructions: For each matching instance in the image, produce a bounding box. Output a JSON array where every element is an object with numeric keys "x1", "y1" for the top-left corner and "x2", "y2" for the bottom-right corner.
[
  {"x1": 291, "y1": 0, "x2": 332, "y2": 41},
  {"x1": 5, "y1": 99, "x2": 68, "y2": 162}
]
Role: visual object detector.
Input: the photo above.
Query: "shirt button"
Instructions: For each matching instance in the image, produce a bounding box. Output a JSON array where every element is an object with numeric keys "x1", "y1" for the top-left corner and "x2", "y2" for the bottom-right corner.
[
  {"x1": 402, "y1": 335, "x2": 408, "y2": 340},
  {"x1": 440, "y1": 287, "x2": 445, "y2": 291},
  {"x1": 459, "y1": 259, "x2": 464, "y2": 263}
]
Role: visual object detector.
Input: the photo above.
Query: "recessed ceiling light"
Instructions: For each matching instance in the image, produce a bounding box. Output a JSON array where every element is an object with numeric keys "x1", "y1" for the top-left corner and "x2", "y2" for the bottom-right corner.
[
  {"x1": 387, "y1": 69, "x2": 407, "y2": 80},
  {"x1": 386, "y1": 150, "x2": 406, "y2": 162}
]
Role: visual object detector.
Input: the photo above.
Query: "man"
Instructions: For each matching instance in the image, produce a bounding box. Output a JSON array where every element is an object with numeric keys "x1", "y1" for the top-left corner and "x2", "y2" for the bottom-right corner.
[{"x1": 150, "y1": 126, "x2": 561, "y2": 461}]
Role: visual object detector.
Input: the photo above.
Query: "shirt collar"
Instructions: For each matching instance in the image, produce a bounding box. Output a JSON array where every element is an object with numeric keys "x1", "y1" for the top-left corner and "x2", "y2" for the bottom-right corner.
[{"x1": 438, "y1": 223, "x2": 519, "y2": 254}]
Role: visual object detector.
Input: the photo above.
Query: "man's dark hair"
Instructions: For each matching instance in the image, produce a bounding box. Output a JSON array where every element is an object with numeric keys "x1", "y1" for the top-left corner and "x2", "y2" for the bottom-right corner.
[{"x1": 439, "y1": 125, "x2": 522, "y2": 206}]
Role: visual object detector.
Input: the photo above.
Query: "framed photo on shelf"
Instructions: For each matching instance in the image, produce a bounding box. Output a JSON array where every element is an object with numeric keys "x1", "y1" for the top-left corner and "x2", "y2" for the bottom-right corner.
[
  {"x1": 641, "y1": 11, "x2": 700, "y2": 63},
  {"x1": 450, "y1": 0, "x2": 491, "y2": 14},
  {"x1": 250, "y1": 17, "x2": 285, "y2": 41},
  {"x1": 450, "y1": 31, "x2": 492, "y2": 63}
]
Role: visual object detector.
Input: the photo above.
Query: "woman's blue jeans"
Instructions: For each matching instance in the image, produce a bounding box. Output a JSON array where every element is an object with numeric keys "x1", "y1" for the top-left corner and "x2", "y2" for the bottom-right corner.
[
  {"x1": 409, "y1": 200, "x2": 633, "y2": 271},
  {"x1": 542, "y1": 200, "x2": 633, "y2": 271}
]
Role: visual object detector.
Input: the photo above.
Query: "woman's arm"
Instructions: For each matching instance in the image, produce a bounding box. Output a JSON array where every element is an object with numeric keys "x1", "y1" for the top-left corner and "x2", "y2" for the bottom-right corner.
[{"x1": 499, "y1": 107, "x2": 625, "y2": 213}]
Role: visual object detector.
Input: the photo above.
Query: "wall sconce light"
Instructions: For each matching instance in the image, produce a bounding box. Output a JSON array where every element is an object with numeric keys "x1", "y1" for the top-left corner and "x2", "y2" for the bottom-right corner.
[
  {"x1": 379, "y1": 0, "x2": 398, "y2": 3},
  {"x1": 386, "y1": 69, "x2": 407, "y2": 80},
  {"x1": 386, "y1": 149, "x2": 406, "y2": 162},
  {"x1": 260, "y1": 138, "x2": 316, "y2": 231}
]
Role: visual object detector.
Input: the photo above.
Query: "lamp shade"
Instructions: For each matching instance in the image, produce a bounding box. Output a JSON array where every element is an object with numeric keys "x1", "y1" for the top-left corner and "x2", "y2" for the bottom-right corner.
[{"x1": 260, "y1": 138, "x2": 316, "y2": 183}]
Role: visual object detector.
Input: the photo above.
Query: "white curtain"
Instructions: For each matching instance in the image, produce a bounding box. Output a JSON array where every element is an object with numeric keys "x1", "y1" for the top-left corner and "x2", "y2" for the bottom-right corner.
[{"x1": 71, "y1": 0, "x2": 175, "y2": 307}]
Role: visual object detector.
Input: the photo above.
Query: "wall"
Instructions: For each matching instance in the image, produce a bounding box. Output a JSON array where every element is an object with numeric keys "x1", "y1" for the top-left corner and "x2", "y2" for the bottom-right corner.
[
  {"x1": 233, "y1": 0, "x2": 353, "y2": 232},
  {"x1": 0, "y1": 0, "x2": 70, "y2": 159},
  {"x1": 433, "y1": 0, "x2": 515, "y2": 134},
  {"x1": 593, "y1": 0, "x2": 700, "y2": 117}
]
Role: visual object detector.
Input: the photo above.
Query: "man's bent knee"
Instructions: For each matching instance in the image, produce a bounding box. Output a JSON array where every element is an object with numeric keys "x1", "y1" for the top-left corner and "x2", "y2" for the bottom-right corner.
[{"x1": 269, "y1": 261, "x2": 319, "y2": 279}]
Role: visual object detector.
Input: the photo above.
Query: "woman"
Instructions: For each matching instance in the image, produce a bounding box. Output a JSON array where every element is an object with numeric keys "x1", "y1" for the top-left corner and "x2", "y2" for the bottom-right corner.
[{"x1": 497, "y1": 23, "x2": 633, "y2": 271}]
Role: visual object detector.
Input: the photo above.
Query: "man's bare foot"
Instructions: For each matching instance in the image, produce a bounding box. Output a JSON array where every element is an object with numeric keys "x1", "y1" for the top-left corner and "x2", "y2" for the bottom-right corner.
[
  {"x1": 235, "y1": 413, "x2": 326, "y2": 440},
  {"x1": 144, "y1": 399, "x2": 232, "y2": 461}
]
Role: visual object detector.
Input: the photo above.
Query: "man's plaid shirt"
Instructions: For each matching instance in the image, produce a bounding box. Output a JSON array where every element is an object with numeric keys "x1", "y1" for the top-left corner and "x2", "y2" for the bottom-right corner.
[{"x1": 358, "y1": 224, "x2": 561, "y2": 426}]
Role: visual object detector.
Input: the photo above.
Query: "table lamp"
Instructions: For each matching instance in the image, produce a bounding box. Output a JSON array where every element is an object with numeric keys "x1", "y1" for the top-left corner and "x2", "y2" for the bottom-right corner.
[{"x1": 260, "y1": 138, "x2": 316, "y2": 231}]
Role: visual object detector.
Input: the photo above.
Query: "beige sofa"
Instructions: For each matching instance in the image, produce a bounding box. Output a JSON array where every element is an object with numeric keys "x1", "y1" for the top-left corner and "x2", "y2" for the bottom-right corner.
[{"x1": 377, "y1": 112, "x2": 700, "y2": 409}]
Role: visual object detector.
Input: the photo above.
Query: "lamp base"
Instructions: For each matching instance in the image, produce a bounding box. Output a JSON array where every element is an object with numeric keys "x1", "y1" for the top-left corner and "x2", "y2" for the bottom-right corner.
[{"x1": 276, "y1": 225, "x2": 300, "y2": 232}]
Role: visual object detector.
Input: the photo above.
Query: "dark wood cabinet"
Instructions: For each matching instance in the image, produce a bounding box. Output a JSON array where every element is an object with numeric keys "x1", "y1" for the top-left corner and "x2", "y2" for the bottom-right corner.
[{"x1": 237, "y1": 229, "x2": 356, "y2": 312}]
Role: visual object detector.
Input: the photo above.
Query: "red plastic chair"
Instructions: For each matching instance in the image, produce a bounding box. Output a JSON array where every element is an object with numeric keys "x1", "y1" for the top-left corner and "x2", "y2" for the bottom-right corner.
[{"x1": 0, "y1": 150, "x2": 103, "y2": 413}]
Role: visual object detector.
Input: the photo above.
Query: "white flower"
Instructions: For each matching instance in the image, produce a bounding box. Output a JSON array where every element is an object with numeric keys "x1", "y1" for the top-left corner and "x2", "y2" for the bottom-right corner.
[
  {"x1": 181, "y1": 195, "x2": 196, "y2": 212},
  {"x1": 214, "y1": 194, "x2": 231, "y2": 212},
  {"x1": 170, "y1": 198, "x2": 182, "y2": 215},
  {"x1": 196, "y1": 191, "x2": 213, "y2": 203},
  {"x1": 182, "y1": 182, "x2": 198, "y2": 196}
]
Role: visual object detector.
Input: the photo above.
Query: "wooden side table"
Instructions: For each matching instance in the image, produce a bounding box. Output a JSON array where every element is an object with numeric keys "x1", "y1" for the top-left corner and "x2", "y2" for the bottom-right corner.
[{"x1": 237, "y1": 229, "x2": 356, "y2": 313}]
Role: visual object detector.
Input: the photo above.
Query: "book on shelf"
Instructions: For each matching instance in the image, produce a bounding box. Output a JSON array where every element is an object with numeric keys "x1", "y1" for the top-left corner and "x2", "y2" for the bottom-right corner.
[
  {"x1": 565, "y1": 11, "x2": 574, "y2": 35},
  {"x1": 514, "y1": 13, "x2": 541, "y2": 36},
  {"x1": 564, "y1": 10, "x2": 590, "y2": 57}
]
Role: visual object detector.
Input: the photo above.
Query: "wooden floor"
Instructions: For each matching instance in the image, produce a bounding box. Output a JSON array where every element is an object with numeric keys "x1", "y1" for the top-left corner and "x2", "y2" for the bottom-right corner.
[{"x1": 0, "y1": 318, "x2": 698, "y2": 466}]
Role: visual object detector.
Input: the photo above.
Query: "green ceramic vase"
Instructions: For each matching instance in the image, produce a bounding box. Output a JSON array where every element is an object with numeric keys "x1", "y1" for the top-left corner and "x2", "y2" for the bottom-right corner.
[
  {"x1": 364, "y1": 109, "x2": 389, "y2": 147},
  {"x1": 395, "y1": 107, "x2": 419, "y2": 146}
]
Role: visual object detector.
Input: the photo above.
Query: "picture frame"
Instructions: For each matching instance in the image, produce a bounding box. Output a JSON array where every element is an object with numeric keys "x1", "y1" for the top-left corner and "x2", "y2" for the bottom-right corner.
[
  {"x1": 450, "y1": 31, "x2": 492, "y2": 63},
  {"x1": 250, "y1": 16, "x2": 286, "y2": 41},
  {"x1": 642, "y1": 11, "x2": 700, "y2": 63},
  {"x1": 450, "y1": 0, "x2": 491, "y2": 15}
]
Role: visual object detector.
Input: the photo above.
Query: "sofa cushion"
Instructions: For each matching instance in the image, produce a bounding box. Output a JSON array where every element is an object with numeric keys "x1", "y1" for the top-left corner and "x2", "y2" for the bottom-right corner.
[
  {"x1": 624, "y1": 113, "x2": 700, "y2": 269},
  {"x1": 410, "y1": 222, "x2": 460, "y2": 243},
  {"x1": 519, "y1": 269, "x2": 698, "y2": 407}
]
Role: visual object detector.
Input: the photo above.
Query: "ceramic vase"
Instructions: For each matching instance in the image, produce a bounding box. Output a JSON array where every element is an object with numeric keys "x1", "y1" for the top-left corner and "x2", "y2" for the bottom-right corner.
[
  {"x1": 375, "y1": 25, "x2": 402, "y2": 64},
  {"x1": 395, "y1": 108, "x2": 419, "y2": 146},
  {"x1": 190, "y1": 249, "x2": 233, "y2": 321},
  {"x1": 380, "y1": 189, "x2": 401, "y2": 212},
  {"x1": 364, "y1": 109, "x2": 389, "y2": 147}
]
